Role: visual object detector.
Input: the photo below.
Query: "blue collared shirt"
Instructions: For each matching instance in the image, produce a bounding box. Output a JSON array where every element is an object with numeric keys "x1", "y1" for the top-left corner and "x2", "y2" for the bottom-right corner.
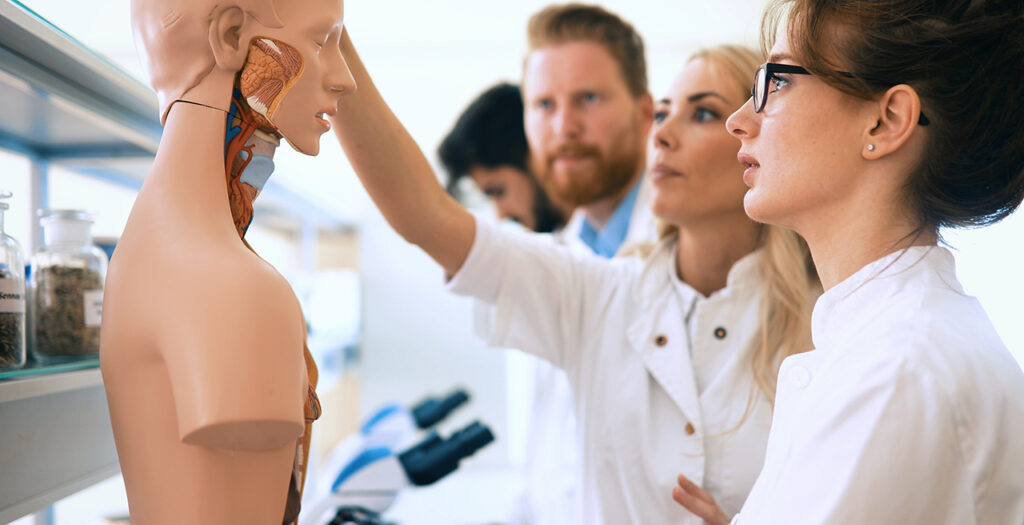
[{"x1": 578, "y1": 180, "x2": 641, "y2": 259}]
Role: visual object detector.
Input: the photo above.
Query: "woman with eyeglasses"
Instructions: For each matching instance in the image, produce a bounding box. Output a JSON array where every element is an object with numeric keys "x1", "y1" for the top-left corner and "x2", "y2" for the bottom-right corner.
[
  {"x1": 672, "y1": 0, "x2": 1024, "y2": 524},
  {"x1": 332, "y1": 27, "x2": 822, "y2": 523}
]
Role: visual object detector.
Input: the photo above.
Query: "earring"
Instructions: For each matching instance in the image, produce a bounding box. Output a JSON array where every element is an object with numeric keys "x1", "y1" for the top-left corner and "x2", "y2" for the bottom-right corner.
[{"x1": 867, "y1": 144, "x2": 876, "y2": 151}]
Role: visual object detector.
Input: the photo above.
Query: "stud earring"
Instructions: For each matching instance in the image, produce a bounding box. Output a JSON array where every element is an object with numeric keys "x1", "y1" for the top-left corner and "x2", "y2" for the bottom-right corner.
[{"x1": 867, "y1": 144, "x2": 876, "y2": 151}]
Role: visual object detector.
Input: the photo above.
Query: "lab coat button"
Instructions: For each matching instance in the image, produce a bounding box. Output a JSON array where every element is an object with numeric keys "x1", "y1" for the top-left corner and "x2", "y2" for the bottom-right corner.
[
  {"x1": 787, "y1": 366, "x2": 812, "y2": 389},
  {"x1": 714, "y1": 327, "x2": 727, "y2": 339},
  {"x1": 684, "y1": 422, "x2": 696, "y2": 435},
  {"x1": 655, "y1": 334, "x2": 668, "y2": 347}
]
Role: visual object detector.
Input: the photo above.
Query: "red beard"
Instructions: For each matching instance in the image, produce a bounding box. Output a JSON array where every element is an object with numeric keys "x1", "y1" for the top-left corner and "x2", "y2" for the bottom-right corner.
[{"x1": 534, "y1": 133, "x2": 643, "y2": 208}]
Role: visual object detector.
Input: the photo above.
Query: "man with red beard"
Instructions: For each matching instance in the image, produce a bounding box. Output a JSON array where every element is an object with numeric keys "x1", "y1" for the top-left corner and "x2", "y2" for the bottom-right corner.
[
  {"x1": 524, "y1": 3, "x2": 655, "y2": 258},
  {"x1": 502, "y1": 5, "x2": 656, "y2": 525}
]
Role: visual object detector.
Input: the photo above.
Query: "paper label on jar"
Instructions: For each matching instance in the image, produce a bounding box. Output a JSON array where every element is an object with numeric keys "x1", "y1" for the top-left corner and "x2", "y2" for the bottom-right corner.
[
  {"x1": 83, "y1": 289, "x2": 104, "y2": 327},
  {"x1": 0, "y1": 278, "x2": 26, "y2": 314}
]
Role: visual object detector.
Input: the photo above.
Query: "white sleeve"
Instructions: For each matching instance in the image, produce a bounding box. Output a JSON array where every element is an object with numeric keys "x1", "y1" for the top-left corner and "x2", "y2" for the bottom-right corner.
[
  {"x1": 447, "y1": 219, "x2": 622, "y2": 371},
  {"x1": 737, "y1": 357, "x2": 971, "y2": 525}
]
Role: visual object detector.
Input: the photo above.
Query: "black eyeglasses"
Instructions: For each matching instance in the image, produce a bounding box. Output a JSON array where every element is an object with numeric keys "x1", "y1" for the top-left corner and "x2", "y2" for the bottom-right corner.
[{"x1": 752, "y1": 62, "x2": 930, "y2": 126}]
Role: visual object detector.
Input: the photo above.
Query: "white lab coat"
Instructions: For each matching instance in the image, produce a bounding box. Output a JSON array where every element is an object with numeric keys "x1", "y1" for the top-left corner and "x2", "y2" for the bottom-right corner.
[
  {"x1": 733, "y1": 246, "x2": 1024, "y2": 524},
  {"x1": 450, "y1": 219, "x2": 775, "y2": 524},
  {"x1": 506, "y1": 176, "x2": 656, "y2": 525}
]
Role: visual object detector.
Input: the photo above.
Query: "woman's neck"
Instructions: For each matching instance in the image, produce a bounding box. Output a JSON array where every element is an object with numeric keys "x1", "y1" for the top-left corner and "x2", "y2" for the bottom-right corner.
[
  {"x1": 675, "y1": 212, "x2": 762, "y2": 298},
  {"x1": 802, "y1": 204, "x2": 937, "y2": 291}
]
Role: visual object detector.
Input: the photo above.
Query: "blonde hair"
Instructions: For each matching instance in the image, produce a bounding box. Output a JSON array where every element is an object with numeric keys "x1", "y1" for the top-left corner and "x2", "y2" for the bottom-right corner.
[
  {"x1": 644, "y1": 44, "x2": 819, "y2": 405},
  {"x1": 526, "y1": 3, "x2": 648, "y2": 97}
]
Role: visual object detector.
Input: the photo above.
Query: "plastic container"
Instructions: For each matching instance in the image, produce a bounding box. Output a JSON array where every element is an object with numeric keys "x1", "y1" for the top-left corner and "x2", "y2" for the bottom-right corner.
[
  {"x1": 0, "y1": 191, "x2": 26, "y2": 371},
  {"x1": 30, "y1": 210, "x2": 108, "y2": 362}
]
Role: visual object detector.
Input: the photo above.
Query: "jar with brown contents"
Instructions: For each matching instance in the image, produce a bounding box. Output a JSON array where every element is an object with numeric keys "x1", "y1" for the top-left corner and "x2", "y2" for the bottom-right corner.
[
  {"x1": 0, "y1": 191, "x2": 26, "y2": 371},
  {"x1": 30, "y1": 210, "x2": 107, "y2": 362}
]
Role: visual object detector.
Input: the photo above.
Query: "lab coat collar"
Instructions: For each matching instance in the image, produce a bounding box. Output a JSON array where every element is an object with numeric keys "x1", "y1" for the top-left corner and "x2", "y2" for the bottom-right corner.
[
  {"x1": 713, "y1": 248, "x2": 763, "y2": 297},
  {"x1": 632, "y1": 235, "x2": 677, "y2": 309},
  {"x1": 810, "y1": 245, "x2": 961, "y2": 352},
  {"x1": 633, "y1": 235, "x2": 764, "y2": 310},
  {"x1": 627, "y1": 281, "x2": 703, "y2": 427},
  {"x1": 627, "y1": 237, "x2": 765, "y2": 426}
]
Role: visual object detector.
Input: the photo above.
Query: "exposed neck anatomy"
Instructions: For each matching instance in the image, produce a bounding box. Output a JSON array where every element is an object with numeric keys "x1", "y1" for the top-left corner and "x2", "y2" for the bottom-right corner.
[{"x1": 224, "y1": 91, "x2": 281, "y2": 238}]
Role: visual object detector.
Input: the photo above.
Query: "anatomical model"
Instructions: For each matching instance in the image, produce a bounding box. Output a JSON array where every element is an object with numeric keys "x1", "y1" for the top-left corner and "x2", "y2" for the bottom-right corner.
[{"x1": 100, "y1": 0, "x2": 353, "y2": 523}]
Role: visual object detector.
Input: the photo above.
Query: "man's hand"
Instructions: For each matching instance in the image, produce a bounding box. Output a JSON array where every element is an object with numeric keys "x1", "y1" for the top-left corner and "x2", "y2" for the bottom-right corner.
[{"x1": 672, "y1": 474, "x2": 731, "y2": 525}]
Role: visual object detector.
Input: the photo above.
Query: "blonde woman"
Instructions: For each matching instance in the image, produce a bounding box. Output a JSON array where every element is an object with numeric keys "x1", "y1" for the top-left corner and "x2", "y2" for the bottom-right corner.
[{"x1": 332, "y1": 31, "x2": 819, "y2": 524}]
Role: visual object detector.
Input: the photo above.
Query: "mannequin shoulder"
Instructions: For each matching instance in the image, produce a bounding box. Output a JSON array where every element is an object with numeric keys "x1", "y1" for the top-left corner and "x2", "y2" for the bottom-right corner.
[
  {"x1": 106, "y1": 237, "x2": 305, "y2": 349},
  {"x1": 177, "y1": 246, "x2": 302, "y2": 325}
]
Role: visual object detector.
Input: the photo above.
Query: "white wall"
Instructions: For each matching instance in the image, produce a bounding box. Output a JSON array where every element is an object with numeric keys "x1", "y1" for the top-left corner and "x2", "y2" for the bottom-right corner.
[{"x1": 945, "y1": 217, "x2": 1024, "y2": 365}]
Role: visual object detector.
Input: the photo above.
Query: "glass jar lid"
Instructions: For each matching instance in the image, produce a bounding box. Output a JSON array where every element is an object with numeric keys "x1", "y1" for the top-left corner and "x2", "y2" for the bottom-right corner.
[
  {"x1": 37, "y1": 209, "x2": 94, "y2": 223},
  {"x1": 37, "y1": 209, "x2": 96, "y2": 246}
]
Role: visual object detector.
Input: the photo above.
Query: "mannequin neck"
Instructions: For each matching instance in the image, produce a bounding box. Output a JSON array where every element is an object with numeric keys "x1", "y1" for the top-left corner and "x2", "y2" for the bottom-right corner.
[
  {"x1": 152, "y1": 68, "x2": 237, "y2": 190},
  {"x1": 144, "y1": 102, "x2": 275, "y2": 241},
  {"x1": 150, "y1": 101, "x2": 235, "y2": 231}
]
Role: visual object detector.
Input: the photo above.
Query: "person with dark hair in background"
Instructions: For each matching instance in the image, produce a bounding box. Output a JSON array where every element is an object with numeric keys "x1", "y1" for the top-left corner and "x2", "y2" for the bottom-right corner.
[
  {"x1": 673, "y1": 0, "x2": 1024, "y2": 523},
  {"x1": 438, "y1": 82, "x2": 569, "y2": 234},
  {"x1": 439, "y1": 81, "x2": 580, "y2": 525}
]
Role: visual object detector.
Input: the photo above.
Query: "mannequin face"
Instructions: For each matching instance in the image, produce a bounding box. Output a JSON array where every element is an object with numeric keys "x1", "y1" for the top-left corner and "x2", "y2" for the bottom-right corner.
[
  {"x1": 251, "y1": 0, "x2": 355, "y2": 155},
  {"x1": 131, "y1": 0, "x2": 355, "y2": 154}
]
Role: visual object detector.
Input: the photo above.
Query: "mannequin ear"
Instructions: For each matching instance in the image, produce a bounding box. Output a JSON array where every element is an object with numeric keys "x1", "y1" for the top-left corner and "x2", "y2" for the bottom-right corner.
[{"x1": 208, "y1": 6, "x2": 249, "y2": 71}]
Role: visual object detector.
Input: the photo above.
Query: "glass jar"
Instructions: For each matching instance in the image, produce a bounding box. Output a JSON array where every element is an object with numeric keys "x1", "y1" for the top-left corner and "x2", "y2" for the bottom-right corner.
[
  {"x1": 30, "y1": 210, "x2": 108, "y2": 363},
  {"x1": 0, "y1": 191, "x2": 27, "y2": 371}
]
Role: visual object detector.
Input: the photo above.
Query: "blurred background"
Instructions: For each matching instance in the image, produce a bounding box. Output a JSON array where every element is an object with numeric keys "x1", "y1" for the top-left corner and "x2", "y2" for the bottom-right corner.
[{"x1": 2, "y1": 0, "x2": 1022, "y2": 523}]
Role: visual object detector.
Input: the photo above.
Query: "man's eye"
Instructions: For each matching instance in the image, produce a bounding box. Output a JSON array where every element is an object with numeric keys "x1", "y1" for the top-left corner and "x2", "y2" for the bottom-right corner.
[{"x1": 582, "y1": 93, "x2": 598, "y2": 103}]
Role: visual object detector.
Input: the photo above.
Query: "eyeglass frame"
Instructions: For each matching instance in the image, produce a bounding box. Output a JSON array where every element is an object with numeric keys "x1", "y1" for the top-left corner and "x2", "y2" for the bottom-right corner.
[{"x1": 751, "y1": 62, "x2": 930, "y2": 126}]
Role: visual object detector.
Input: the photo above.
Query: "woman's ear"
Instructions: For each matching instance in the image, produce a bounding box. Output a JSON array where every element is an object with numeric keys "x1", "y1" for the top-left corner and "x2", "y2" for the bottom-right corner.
[
  {"x1": 863, "y1": 84, "x2": 924, "y2": 160},
  {"x1": 208, "y1": 6, "x2": 249, "y2": 72}
]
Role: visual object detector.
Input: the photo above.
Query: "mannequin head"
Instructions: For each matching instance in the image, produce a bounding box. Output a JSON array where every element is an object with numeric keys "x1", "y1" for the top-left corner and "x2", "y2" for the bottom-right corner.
[{"x1": 132, "y1": 0, "x2": 354, "y2": 155}]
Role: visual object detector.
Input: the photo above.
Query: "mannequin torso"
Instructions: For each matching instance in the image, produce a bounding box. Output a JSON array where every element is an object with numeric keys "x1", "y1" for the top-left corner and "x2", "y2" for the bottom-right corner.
[{"x1": 101, "y1": 104, "x2": 308, "y2": 525}]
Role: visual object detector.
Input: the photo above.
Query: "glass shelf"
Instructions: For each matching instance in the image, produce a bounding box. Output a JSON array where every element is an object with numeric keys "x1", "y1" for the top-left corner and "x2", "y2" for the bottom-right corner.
[{"x1": 0, "y1": 357, "x2": 99, "y2": 380}]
